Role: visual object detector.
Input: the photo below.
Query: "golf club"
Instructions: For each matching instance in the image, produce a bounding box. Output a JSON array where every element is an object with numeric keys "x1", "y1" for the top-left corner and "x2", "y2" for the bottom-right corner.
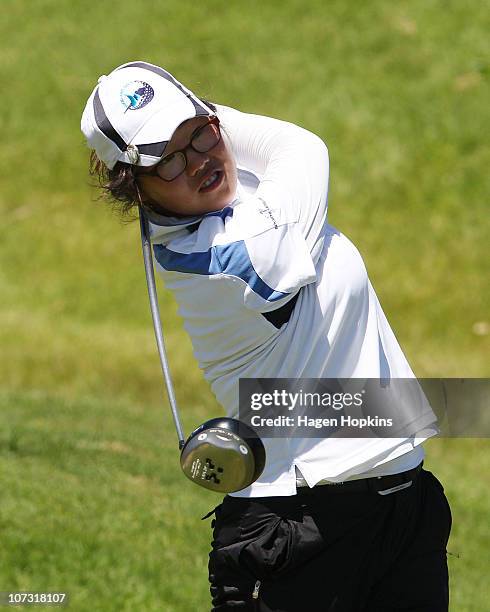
[{"x1": 138, "y1": 206, "x2": 266, "y2": 493}]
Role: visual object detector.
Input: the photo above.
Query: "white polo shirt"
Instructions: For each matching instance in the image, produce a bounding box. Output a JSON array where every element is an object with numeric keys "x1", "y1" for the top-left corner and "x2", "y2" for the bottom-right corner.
[{"x1": 148, "y1": 104, "x2": 437, "y2": 497}]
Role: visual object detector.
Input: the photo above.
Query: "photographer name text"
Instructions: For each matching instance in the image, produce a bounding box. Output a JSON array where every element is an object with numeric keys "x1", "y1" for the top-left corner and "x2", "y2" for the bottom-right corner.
[{"x1": 250, "y1": 414, "x2": 393, "y2": 429}]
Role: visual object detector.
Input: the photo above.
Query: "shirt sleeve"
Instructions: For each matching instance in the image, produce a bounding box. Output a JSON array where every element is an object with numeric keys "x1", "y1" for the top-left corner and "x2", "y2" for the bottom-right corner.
[
  {"x1": 208, "y1": 105, "x2": 329, "y2": 312},
  {"x1": 217, "y1": 104, "x2": 330, "y2": 265}
]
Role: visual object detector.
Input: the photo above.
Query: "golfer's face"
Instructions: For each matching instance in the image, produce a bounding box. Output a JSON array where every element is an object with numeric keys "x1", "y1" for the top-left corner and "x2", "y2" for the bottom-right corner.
[{"x1": 136, "y1": 117, "x2": 237, "y2": 217}]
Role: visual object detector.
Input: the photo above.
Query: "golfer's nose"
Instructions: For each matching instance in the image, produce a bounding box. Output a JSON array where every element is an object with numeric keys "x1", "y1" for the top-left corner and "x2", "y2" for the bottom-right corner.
[{"x1": 187, "y1": 150, "x2": 210, "y2": 176}]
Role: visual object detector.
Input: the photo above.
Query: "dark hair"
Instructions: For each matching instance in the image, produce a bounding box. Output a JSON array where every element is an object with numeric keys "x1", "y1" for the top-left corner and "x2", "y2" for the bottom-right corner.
[{"x1": 89, "y1": 100, "x2": 217, "y2": 219}]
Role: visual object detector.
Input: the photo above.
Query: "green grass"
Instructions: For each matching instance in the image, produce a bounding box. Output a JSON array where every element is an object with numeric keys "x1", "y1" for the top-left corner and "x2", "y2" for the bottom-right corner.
[
  {"x1": 1, "y1": 392, "x2": 489, "y2": 611},
  {"x1": 0, "y1": 0, "x2": 489, "y2": 609},
  {"x1": 0, "y1": 391, "x2": 218, "y2": 612}
]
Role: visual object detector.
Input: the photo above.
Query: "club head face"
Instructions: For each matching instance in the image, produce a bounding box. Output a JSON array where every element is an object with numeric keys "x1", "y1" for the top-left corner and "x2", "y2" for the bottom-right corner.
[{"x1": 180, "y1": 418, "x2": 266, "y2": 493}]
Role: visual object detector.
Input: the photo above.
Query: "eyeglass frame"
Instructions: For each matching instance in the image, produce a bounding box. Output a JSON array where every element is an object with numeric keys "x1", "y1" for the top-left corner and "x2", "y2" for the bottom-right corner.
[{"x1": 138, "y1": 116, "x2": 222, "y2": 182}]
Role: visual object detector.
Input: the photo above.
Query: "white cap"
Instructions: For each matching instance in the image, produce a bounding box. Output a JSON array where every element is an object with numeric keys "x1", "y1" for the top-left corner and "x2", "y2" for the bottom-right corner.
[{"x1": 81, "y1": 61, "x2": 214, "y2": 169}]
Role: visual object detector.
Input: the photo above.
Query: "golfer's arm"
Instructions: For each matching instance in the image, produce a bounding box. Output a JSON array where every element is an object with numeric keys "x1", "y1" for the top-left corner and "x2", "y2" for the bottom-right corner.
[{"x1": 217, "y1": 104, "x2": 329, "y2": 262}]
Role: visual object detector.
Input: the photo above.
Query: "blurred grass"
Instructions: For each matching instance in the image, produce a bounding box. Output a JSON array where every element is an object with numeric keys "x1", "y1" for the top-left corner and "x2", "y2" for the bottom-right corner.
[
  {"x1": 0, "y1": 391, "x2": 218, "y2": 612},
  {"x1": 1, "y1": 392, "x2": 489, "y2": 611},
  {"x1": 0, "y1": 0, "x2": 489, "y2": 610}
]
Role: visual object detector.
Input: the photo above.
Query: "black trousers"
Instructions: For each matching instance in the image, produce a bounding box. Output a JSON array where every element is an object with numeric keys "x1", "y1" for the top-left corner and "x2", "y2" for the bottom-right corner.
[{"x1": 208, "y1": 468, "x2": 451, "y2": 611}]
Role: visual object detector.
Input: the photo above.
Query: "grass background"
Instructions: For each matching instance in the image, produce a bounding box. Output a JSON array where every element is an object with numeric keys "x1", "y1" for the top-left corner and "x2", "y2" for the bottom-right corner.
[{"x1": 0, "y1": 0, "x2": 488, "y2": 610}]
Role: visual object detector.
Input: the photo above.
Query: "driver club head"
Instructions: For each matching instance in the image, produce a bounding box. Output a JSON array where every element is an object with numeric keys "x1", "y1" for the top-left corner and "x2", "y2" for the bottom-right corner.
[{"x1": 180, "y1": 417, "x2": 266, "y2": 493}]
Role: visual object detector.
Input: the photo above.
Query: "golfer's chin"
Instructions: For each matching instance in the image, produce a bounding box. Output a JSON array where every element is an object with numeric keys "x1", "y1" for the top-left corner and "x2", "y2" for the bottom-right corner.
[{"x1": 202, "y1": 172, "x2": 237, "y2": 213}]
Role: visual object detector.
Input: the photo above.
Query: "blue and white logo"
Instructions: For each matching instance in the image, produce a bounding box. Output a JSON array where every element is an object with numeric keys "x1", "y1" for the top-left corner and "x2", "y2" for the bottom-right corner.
[{"x1": 120, "y1": 80, "x2": 154, "y2": 111}]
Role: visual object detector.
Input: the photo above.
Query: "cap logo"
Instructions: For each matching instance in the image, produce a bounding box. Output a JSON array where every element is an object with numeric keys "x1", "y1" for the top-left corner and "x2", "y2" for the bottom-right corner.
[{"x1": 120, "y1": 81, "x2": 154, "y2": 112}]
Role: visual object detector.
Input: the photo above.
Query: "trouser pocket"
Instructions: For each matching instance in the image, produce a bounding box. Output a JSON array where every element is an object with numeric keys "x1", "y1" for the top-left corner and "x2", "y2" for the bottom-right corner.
[
  {"x1": 209, "y1": 517, "x2": 280, "y2": 611},
  {"x1": 208, "y1": 497, "x2": 262, "y2": 611},
  {"x1": 208, "y1": 497, "x2": 326, "y2": 611}
]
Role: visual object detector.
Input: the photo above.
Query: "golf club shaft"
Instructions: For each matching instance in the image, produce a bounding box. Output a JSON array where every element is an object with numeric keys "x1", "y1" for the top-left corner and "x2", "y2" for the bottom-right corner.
[{"x1": 139, "y1": 207, "x2": 186, "y2": 449}]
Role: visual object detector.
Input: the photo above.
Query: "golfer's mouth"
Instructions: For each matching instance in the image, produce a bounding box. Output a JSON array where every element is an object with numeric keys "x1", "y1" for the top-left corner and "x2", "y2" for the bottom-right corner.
[{"x1": 199, "y1": 169, "x2": 224, "y2": 193}]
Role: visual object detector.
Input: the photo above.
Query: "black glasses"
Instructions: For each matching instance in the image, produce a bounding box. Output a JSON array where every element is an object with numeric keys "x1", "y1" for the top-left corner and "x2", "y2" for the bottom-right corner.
[{"x1": 145, "y1": 116, "x2": 221, "y2": 182}]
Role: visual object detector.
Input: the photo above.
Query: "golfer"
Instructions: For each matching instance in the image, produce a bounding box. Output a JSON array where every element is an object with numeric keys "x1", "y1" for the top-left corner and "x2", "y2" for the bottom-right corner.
[{"x1": 81, "y1": 61, "x2": 451, "y2": 611}]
